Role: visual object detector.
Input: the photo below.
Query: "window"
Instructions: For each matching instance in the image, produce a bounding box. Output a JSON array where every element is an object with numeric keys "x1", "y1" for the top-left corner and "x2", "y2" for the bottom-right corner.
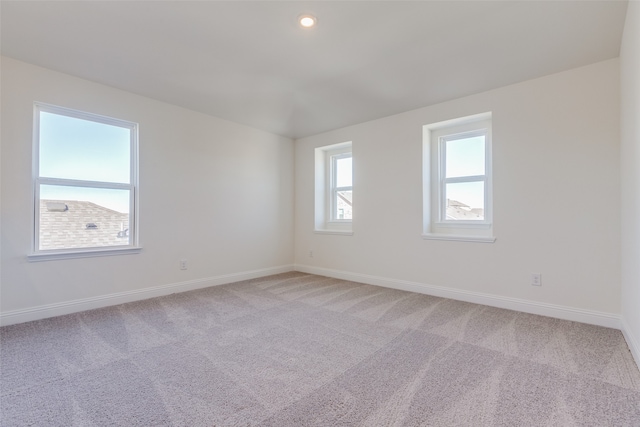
[
  {"x1": 314, "y1": 142, "x2": 353, "y2": 234},
  {"x1": 423, "y1": 113, "x2": 495, "y2": 242},
  {"x1": 439, "y1": 130, "x2": 487, "y2": 222},
  {"x1": 31, "y1": 103, "x2": 139, "y2": 259},
  {"x1": 330, "y1": 151, "x2": 353, "y2": 221}
]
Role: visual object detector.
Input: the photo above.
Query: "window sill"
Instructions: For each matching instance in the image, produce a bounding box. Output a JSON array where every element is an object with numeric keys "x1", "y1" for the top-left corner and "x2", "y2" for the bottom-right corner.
[
  {"x1": 422, "y1": 233, "x2": 495, "y2": 243},
  {"x1": 314, "y1": 229, "x2": 354, "y2": 236},
  {"x1": 28, "y1": 247, "x2": 142, "y2": 262},
  {"x1": 434, "y1": 221, "x2": 492, "y2": 229}
]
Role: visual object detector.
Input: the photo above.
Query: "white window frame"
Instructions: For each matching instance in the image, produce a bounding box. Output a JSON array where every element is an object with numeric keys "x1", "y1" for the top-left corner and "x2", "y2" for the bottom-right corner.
[
  {"x1": 423, "y1": 113, "x2": 495, "y2": 243},
  {"x1": 29, "y1": 103, "x2": 141, "y2": 261},
  {"x1": 437, "y1": 128, "x2": 490, "y2": 226},
  {"x1": 314, "y1": 141, "x2": 353, "y2": 235},
  {"x1": 328, "y1": 150, "x2": 353, "y2": 223}
]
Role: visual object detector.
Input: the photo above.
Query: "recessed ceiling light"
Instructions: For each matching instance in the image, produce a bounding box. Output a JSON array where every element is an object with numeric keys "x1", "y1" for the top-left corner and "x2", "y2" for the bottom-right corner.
[{"x1": 298, "y1": 14, "x2": 317, "y2": 28}]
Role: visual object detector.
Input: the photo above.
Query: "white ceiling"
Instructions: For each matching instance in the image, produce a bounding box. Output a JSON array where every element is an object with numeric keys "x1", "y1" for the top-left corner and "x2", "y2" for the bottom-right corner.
[{"x1": 0, "y1": 1, "x2": 628, "y2": 139}]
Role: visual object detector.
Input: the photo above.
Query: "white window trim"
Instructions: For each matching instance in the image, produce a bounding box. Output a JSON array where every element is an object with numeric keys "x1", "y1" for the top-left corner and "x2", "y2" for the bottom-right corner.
[
  {"x1": 422, "y1": 233, "x2": 496, "y2": 243},
  {"x1": 436, "y1": 128, "x2": 491, "y2": 226},
  {"x1": 314, "y1": 141, "x2": 353, "y2": 234},
  {"x1": 423, "y1": 112, "x2": 495, "y2": 243},
  {"x1": 328, "y1": 150, "x2": 353, "y2": 224},
  {"x1": 314, "y1": 229, "x2": 354, "y2": 236},
  {"x1": 27, "y1": 247, "x2": 142, "y2": 262},
  {"x1": 30, "y1": 102, "x2": 141, "y2": 261}
]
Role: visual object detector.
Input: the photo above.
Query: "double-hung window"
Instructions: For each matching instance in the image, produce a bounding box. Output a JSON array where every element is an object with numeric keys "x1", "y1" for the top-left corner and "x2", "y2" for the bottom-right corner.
[
  {"x1": 330, "y1": 151, "x2": 353, "y2": 221},
  {"x1": 439, "y1": 129, "x2": 488, "y2": 223},
  {"x1": 423, "y1": 113, "x2": 494, "y2": 242},
  {"x1": 31, "y1": 103, "x2": 140, "y2": 260},
  {"x1": 314, "y1": 142, "x2": 353, "y2": 234}
]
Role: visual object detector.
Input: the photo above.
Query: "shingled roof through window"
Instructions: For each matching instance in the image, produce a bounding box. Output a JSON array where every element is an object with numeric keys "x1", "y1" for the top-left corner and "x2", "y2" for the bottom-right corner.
[
  {"x1": 39, "y1": 200, "x2": 129, "y2": 250},
  {"x1": 446, "y1": 199, "x2": 484, "y2": 220}
]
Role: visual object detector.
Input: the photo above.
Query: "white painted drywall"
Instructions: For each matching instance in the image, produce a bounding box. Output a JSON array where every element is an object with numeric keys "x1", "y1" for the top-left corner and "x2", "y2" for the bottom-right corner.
[
  {"x1": 620, "y1": 1, "x2": 640, "y2": 361},
  {"x1": 295, "y1": 59, "x2": 621, "y2": 316},
  {"x1": 0, "y1": 57, "x2": 294, "y2": 316}
]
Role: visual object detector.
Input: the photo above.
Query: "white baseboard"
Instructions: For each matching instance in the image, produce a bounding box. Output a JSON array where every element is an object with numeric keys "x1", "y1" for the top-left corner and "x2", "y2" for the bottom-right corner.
[
  {"x1": 294, "y1": 264, "x2": 621, "y2": 329},
  {"x1": 0, "y1": 264, "x2": 294, "y2": 327},
  {"x1": 2, "y1": 262, "x2": 626, "y2": 336},
  {"x1": 621, "y1": 317, "x2": 640, "y2": 369}
]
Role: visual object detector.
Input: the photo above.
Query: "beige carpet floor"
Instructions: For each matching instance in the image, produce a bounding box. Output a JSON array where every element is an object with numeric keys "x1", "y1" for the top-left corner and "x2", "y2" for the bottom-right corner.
[{"x1": 1, "y1": 272, "x2": 639, "y2": 426}]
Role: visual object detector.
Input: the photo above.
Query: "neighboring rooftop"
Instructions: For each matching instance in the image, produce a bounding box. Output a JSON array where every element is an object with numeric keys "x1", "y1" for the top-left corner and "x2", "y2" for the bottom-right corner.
[
  {"x1": 446, "y1": 199, "x2": 484, "y2": 221},
  {"x1": 39, "y1": 200, "x2": 129, "y2": 250},
  {"x1": 336, "y1": 190, "x2": 353, "y2": 220}
]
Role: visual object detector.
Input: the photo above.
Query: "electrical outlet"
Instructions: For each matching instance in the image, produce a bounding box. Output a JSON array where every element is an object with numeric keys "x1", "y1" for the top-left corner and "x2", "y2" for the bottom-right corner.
[
  {"x1": 180, "y1": 259, "x2": 188, "y2": 270},
  {"x1": 531, "y1": 273, "x2": 541, "y2": 286}
]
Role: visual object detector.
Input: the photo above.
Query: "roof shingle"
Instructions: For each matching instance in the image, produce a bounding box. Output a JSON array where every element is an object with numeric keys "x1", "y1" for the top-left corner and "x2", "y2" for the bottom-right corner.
[{"x1": 39, "y1": 200, "x2": 129, "y2": 250}]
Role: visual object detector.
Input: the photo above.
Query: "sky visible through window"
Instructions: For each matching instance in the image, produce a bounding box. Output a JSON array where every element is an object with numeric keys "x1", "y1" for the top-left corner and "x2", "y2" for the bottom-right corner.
[
  {"x1": 335, "y1": 156, "x2": 353, "y2": 219},
  {"x1": 336, "y1": 156, "x2": 352, "y2": 187},
  {"x1": 39, "y1": 111, "x2": 131, "y2": 213},
  {"x1": 445, "y1": 135, "x2": 485, "y2": 209}
]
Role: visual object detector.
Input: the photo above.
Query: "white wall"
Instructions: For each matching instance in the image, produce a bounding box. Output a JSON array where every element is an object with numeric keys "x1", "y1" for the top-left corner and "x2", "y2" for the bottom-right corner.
[
  {"x1": 620, "y1": 1, "x2": 640, "y2": 364},
  {"x1": 0, "y1": 53, "x2": 626, "y2": 331},
  {"x1": 0, "y1": 57, "x2": 294, "y2": 324},
  {"x1": 295, "y1": 59, "x2": 621, "y2": 325}
]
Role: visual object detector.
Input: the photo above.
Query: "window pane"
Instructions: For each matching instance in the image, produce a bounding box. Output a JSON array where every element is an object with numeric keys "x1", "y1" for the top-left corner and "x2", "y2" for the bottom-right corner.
[
  {"x1": 445, "y1": 181, "x2": 484, "y2": 220},
  {"x1": 335, "y1": 156, "x2": 352, "y2": 187},
  {"x1": 336, "y1": 190, "x2": 352, "y2": 220},
  {"x1": 445, "y1": 135, "x2": 485, "y2": 178},
  {"x1": 39, "y1": 111, "x2": 131, "y2": 183},
  {"x1": 39, "y1": 185, "x2": 131, "y2": 250}
]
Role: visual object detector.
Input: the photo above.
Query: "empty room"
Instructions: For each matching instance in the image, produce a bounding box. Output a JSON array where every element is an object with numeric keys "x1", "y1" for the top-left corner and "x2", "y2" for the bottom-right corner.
[{"x1": 1, "y1": 1, "x2": 639, "y2": 425}]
